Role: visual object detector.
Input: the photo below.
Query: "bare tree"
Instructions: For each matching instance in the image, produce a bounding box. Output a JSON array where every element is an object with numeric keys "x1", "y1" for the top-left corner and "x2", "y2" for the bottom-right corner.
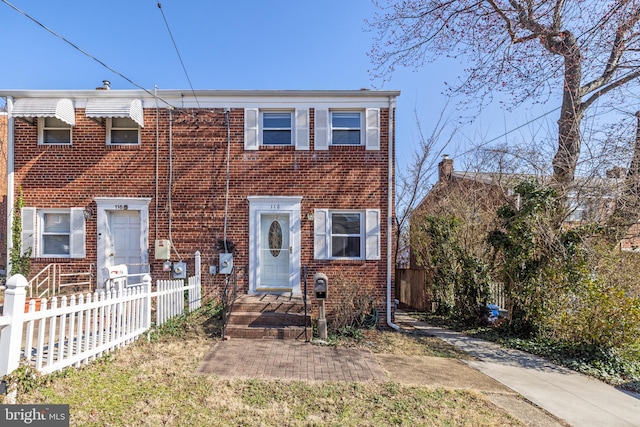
[
  {"x1": 395, "y1": 105, "x2": 456, "y2": 267},
  {"x1": 370, "y1": 0, "x2": 640, "y2": 188}
]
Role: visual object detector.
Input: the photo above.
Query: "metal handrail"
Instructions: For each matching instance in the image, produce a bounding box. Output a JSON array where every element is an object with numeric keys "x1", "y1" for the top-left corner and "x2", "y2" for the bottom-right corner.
[
  {"x1": 221, "y1": 266, "x2": 239, "y2": 339},
  {"x1": 303, "y1": 265, "x2": 309, "y2": 342}
]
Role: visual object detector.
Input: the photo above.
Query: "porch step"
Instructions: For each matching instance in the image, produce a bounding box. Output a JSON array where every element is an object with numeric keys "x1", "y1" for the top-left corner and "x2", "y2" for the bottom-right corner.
[
  {"x1": 224, "y1": 325, "x2": 309, "y2": 340},
  {"x1": 226, "y1": 294, "x2": 311, "y2": 340}
]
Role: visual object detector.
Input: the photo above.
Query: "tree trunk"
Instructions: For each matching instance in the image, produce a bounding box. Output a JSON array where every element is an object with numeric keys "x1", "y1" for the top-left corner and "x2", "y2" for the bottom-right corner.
[{"x1": 548, "y1": 31, "x2": 584, "y2": 188}]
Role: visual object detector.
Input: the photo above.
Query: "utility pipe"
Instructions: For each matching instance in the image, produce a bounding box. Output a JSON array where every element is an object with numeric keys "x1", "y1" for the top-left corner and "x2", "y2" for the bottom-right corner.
[
  {"x1": 5, "y1": 97, "x2": 15, "y2": 277},
  {"x1": 387, "y1": 95, "x2": 399, "y2": 330}
]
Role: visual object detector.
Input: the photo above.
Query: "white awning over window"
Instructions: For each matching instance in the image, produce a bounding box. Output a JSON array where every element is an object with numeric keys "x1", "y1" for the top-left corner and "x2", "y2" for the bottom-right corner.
[
  {"x1": 85, "y1": 98, "x2": 144, "y2": 127},
  {"x1": 12, "y1": 98, "x2": 76, "y2": 125}
]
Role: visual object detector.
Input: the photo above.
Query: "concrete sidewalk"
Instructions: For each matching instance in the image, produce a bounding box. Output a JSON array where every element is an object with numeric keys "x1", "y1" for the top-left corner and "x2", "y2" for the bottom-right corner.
[{"x1": 395, "y1": 311, "x2": 640, "y2": 427}]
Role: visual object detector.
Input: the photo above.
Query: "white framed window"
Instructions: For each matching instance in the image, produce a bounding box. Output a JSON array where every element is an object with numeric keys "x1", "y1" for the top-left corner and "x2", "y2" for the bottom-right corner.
[
  {"x1": 330, "y1": 212, "x2": 364, "y2": 258},
  {"x1": 21, "y1": 207, "x2": 86, "y2": 258},
  {"x1": 331, "y1": 111, "x2": 363, "y2": 146},
  {"x1": 41, "y1": 210, "x2": 71, "y2": 256},
  {"x1": 314, "y1": 209, "x2": 380, "y2": 260},
  {"x1": 38, "y1": 117, "x2": 72, "y2": 145},
  {"x1": 244, "y1": 108, "x2": 309, "y2": 150},
  {"x1": 107, "y1": 117, "x2": 141, "y2": 145},
  {"x1": 261, "y1": 111, "x2": 293, "y2": 145}
]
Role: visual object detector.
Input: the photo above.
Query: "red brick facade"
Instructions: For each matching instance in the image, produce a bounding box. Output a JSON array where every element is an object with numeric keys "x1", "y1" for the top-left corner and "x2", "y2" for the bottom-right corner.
[{"x1": 4, "y1": 90, "x2": 398, "y2": 320}]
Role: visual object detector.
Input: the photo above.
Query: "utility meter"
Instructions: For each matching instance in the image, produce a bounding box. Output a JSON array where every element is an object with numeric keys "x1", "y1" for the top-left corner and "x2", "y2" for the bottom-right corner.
[{"x1": 173, "y1": 261, "x2": 187, "y2": 279}]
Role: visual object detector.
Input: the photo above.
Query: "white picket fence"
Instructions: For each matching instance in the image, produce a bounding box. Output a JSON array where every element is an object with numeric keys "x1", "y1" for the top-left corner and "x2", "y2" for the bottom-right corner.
[{"x1": 0, "y1": 252, "x2": 202, "y2": 377}]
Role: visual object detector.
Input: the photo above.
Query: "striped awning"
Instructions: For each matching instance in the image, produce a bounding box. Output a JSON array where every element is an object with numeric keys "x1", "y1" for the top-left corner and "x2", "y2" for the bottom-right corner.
[
  {"x1": 85, "y1": 98, "x2": 144, "y2": 127},
  {"x1": 12, "y1": 98, "x2": 75, "y2": 125}
]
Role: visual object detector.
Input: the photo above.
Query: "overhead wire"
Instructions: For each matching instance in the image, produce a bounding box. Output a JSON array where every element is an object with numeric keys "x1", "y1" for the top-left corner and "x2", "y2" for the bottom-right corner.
[
  {"x1": 1, "y1": 0, "x2": 175, "y2": 108},
  {"x1": 156, "y1": 2, "x2": 200, "y2": 108}
]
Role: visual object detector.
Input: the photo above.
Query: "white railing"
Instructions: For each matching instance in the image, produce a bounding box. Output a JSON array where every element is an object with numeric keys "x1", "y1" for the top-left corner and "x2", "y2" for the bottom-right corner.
[
  {"x1": 27, "y1": 264, "x2": 94, "y2": 299},
  {"x1": 0, "y1": 251, "x2": 202, "y2": 377}
]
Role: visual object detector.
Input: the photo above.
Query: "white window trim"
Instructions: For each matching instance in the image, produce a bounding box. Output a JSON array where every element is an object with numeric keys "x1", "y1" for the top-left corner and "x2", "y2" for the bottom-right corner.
[
  {"x1": 314, "y1": 208, "x2": 381, "y2": 261},
  {"x1": 106, "y1": 117, "x2": 141, "y2": 145},
  {"x1": 260, "y1": 111, "x2": 294, "y2": 146},
  {"x1": 244, "y1": 108, "x2": 309, "y2": 150},
  {"x1": 37, "y1": 117, "x2": 72, "y2": 145},
  {"x1": 329, "y1": 211, "x2": 365, "y2": 259},
  {"x1": 330, "y1": 110, "x2": 364, "y2": 146},
  {"x1": 21, "y1": 207, "x2": 86, "y2": 258}
]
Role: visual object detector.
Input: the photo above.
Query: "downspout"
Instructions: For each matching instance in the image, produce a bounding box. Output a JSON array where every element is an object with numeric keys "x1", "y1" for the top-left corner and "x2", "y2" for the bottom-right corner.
[
  {"x1": 5, "y1": 97, "x2": 15, "y2": 277},
  {"x1": 387, "y1": 95, "x2": 399, "y2": 330}
]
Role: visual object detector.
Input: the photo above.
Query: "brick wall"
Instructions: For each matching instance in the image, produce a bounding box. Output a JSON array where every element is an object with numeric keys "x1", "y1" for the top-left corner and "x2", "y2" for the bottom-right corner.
[{"x1": 12, "y1": 105, "x2": 394, "y2": 318}]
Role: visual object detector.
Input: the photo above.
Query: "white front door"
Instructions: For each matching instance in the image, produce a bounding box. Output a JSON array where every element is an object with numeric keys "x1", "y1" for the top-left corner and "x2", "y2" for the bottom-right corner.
[
  {"x1": 259, "y1": 213, "x2": 290, "y2": 289},
  {"x1": 95, "y1": 197, "x2": 151, "y2": 288},
  {"x1": 109, "y1": 210, "x2": 143, "y2": 283},
  {"x1": 248, "y1": 196, "x2": 302, "y2": 294}
]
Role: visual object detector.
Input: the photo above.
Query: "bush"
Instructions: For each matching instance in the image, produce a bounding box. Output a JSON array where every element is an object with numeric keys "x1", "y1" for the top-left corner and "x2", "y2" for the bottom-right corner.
[{"x1": 326, "y1": 275, "x2": 380, "y2": 332}]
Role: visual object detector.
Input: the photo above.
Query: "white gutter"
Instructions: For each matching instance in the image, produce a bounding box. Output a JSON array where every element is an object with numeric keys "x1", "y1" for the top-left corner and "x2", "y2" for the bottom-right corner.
[
  {"x1": 6, "y1": 97, "x2": 15, "y2": 277},
  {"x1": 387, "y1": 95, "x2": 399, "y2": 331}
]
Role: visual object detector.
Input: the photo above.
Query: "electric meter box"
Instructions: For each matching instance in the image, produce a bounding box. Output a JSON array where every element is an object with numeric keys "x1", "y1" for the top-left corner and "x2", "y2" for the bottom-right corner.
[
  {"x1": 173, "y1": 261, "x2": 187, "y2": 279},
  {"x1": 219, "y1": 253, "x2": 233, "y2": 275},
  {"x1": 155, "y1": 239, "x2": 171, "y2": 260}
]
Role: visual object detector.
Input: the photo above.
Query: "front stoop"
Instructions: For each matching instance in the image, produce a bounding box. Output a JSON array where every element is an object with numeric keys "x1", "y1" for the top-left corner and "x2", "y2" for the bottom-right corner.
[{"x1": 225, "y1": 294, "x2": 311, "y2": 340}]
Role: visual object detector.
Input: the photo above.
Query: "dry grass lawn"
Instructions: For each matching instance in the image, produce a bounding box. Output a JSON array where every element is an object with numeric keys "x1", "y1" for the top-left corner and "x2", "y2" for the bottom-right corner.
[{"x1": 1, "y1": 304, "x2": 528, "y2": 426}]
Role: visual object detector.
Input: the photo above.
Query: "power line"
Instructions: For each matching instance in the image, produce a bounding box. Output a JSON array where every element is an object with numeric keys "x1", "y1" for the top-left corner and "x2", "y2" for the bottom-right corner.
[
  {"x1": 1, "y1": 0, "x2": 175, "y2": 108},
  {"x1": 156, "y1": 2, "x2": 200, "y2": 108},
  {"x1": 454, "y1": 106, "x2": 561, "y2": 160}
]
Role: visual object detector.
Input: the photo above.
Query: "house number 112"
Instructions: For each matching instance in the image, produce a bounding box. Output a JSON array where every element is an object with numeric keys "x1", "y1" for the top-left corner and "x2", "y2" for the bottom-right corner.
[{"x1": 270, "y1": 204, "x2": 280, "y2": 209}]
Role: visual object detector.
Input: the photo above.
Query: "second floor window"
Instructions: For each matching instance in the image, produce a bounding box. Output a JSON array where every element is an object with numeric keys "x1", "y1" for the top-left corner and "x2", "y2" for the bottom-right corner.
[
  {"x1": 39, "y1": 117, "x2": 72, "y2": 145},
  {"x1": 262, "y1": 112, "x2": 293, "y2": 145},
  {"x1": 331, "y1": 111, "x2": 362, "y2": 145},
  {"x1": 107, "y1": 117, "x2": 140, "y2": 145}
]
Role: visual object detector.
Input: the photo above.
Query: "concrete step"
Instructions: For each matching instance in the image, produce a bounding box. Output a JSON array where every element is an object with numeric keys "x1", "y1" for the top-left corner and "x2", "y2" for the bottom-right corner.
[
  {"x1": 228, "y1": 311, "x2": 308, "y2": 327},
  {"x1": 226, "y1": 294, "x2": 311, "y2": 340},
  {"x1": 225, "y1": 324, "x2": 309, "y2": 340},
  {"x1": 231, "y1": 294, "x2": 309, "y2": 314}
]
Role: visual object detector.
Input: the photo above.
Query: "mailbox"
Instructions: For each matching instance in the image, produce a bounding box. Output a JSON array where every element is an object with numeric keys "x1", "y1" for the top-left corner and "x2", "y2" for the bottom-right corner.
[{"x1": 313, "y1": 272, "x2": 328, "y2": 300}]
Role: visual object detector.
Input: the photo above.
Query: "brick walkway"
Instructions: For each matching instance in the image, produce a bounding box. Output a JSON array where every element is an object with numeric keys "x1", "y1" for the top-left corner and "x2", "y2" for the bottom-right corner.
[{"x1": 196, "y1": 339, "x2": 387, "y2": 382}]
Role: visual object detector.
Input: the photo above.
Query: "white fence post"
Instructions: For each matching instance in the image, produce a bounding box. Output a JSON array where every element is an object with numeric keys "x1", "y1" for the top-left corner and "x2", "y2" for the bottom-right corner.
[
  {"x1": 0, "y1": 274, "x2": 28, "y2": 376},
  {"x1": 142, "y1": 274, "x2": 152, "y2": 330}
]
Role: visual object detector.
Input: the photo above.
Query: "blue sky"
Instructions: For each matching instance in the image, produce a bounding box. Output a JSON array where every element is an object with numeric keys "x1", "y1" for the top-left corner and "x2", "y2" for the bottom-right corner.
[{"x1": 0, "y1": 0, "x2": 554, "y2": 178}]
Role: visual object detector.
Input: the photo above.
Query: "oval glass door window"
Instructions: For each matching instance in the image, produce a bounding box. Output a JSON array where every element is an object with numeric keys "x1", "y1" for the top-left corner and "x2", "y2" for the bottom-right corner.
[{"x1": 268, "y1": 221, "x2": 283, "y2": 257}]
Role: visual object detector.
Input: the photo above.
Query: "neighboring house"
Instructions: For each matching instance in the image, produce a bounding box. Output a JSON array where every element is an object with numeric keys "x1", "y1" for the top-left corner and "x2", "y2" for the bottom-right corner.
[
  {"x1": 1, "y1": 86, "x2": 400, "y2": 327},
  {"x1": 411, "y1": 155, "x2": 636, "y2": 268}
]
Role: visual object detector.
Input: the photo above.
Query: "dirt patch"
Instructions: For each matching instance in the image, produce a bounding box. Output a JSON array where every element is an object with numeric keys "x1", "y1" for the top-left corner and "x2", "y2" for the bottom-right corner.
[{"x1": 376, "y1": 353, "x2": 511, "y2": 392}]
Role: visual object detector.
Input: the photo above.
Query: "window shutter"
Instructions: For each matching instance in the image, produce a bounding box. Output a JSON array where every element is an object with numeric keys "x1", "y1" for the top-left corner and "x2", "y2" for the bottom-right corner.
[
  {"x1": 244, "y1": 108, "x2": 259, "y2": 150},
  {"x1": 295, "y1": 109, "x2": 309, "y2": 150},
  {"x1": 366, "y1": 108, "x2": 380, "y2": 151},
  {"x1": 70, "y1": 208, "x2": 86, "y2": 258},
  {"x1": 21, "y1": 207, "x2": 36, "y2": 257},
  {"x1": 365, "y1": 209, "x2": 381, "y2": 260},
  {"x1": 314, "y1": 109, "x2": 329, "y2": 150},
  {"x1": 314, "y1": 209, "x2": 329, "y2": 259}
]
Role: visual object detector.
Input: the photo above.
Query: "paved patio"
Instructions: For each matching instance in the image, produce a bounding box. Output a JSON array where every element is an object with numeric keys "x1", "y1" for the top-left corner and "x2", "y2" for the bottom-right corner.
[{"x1": 196, "y1": 338, "x2": 386, "y2": 382}]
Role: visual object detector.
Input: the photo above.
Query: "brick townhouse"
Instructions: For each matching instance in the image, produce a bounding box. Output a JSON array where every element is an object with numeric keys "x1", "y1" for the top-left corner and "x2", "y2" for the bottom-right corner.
[{"x1": 1, "y1": 86, "x2": 400, "y2": 331}]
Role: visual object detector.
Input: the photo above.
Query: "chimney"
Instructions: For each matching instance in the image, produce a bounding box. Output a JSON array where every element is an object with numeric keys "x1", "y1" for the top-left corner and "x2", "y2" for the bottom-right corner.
[
  {"x1": 438, "y1": 155, "x2": 453, "y2": 182},
  {"x1": 96, "y1": 80, "x2": 111, "y2": 90}
]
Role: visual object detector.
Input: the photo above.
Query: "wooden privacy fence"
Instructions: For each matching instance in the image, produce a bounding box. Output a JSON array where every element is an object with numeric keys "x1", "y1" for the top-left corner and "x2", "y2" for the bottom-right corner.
[
  {"x1": 395, "y1": 269, "x2": 432, "y2": 311},
  {"x1": 0, "y1": 252, "x2": 202, "y2": 377},
  {"x1": 396, "y1": 268, "x2": 508, "y2": 312}
]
